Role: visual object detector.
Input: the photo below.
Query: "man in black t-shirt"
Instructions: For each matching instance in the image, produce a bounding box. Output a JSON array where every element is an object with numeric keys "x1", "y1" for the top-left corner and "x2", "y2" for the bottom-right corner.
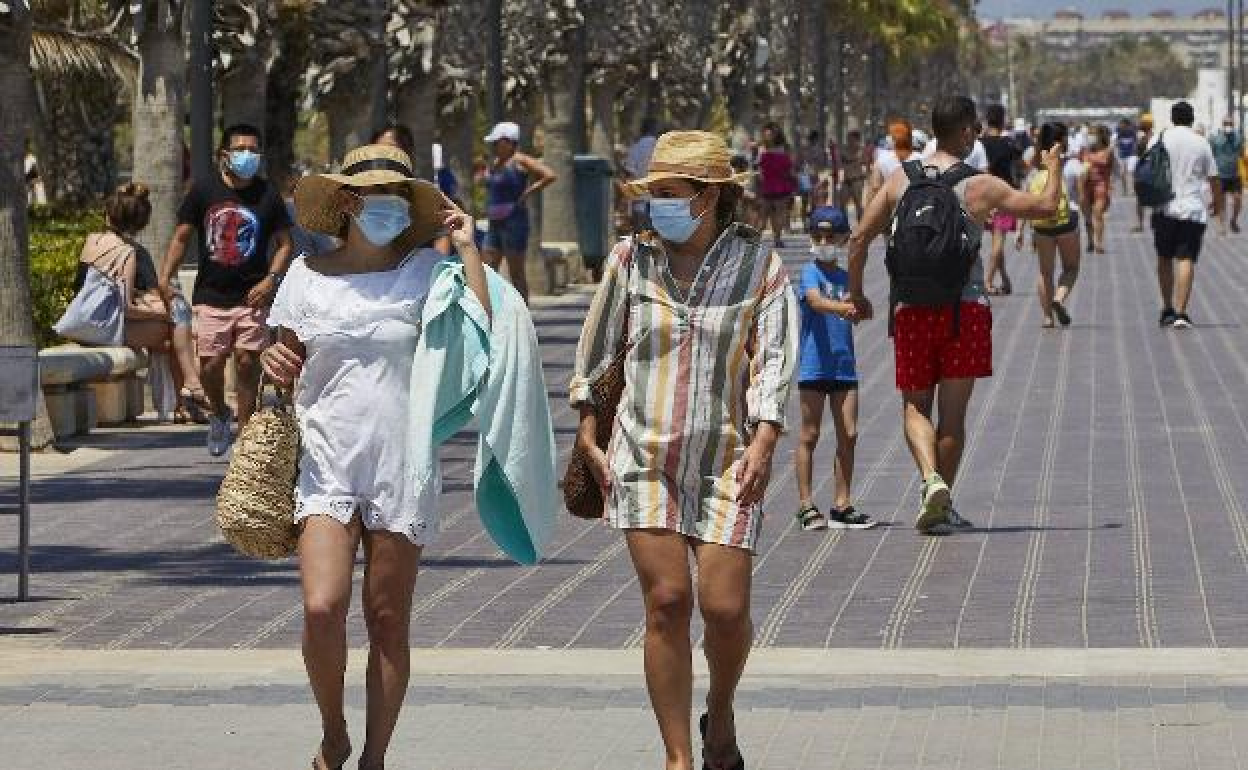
[
  {"x1": 980, "y1": 104, "x2": 1024, "y2": 295},
  {"x1": 159, "y1": 123, "x2": 293, "y2": 456}
]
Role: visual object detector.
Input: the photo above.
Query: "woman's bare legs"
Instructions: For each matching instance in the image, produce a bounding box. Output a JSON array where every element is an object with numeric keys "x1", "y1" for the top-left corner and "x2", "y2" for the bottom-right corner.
[
  {"x1": 358, "y1": 530, "x2": 422, "y2": 769},
  {"x1": 299, "y1": 515, "x2": 362, "y2": 767},
  {"x1": 170, "y1": 323, "x2": 204, "y2": 395},
  {"x1": 694, "y1": 541, "x2": 753, "y2": 770},
  {"x1": 1093, "y1": 198, "x2": 1109, "y2": 253},
  {"x1": 627, "y1": 530, "x2": 695, "y2": 770},
  {"x1": 503, "y1": 250, "x2": 529, "y2": 303},
  {"x1": 1054, "y1": 230, "x2": 1081, "y2": 306},
  {"x1": 986, "y1": 229, "x2": 1012, "y2": 293},
  {"x1": 1035, "y1": 236, "x2": 1058, "y2": 326}
]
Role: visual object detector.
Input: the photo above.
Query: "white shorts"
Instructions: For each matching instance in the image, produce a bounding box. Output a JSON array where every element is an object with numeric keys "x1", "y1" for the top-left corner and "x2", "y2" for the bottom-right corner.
[{"x1": 294, "y1": 467, "x2": 439, "y2": 547}]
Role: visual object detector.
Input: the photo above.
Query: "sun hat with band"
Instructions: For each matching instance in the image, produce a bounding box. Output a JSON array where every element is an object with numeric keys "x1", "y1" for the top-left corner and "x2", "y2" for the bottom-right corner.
[
  {"x1": 624, "y1": 130, "x2": 752, "y2": 197},
  {"x1": 294, "y1": 144, "x2": 445, "y2": 244}
]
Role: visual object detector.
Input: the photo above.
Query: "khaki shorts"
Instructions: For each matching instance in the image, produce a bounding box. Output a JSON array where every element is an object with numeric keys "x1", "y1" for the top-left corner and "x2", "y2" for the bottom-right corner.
[{"x1": 193, "y1": 304, "x2": 270, "y2": 357}]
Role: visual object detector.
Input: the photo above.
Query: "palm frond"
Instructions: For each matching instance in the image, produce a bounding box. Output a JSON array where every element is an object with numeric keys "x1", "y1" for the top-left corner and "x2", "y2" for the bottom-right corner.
[{"x1": 30, "y1": 23, "x2": 137, "y2": 83}]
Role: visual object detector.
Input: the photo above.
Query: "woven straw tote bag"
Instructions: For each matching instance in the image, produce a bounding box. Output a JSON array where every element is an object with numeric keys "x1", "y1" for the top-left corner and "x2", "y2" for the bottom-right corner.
[
  {"x1": 562, "y1": 346, "x2": 627, "y2": 519},
  {"x1": 216, "y1": 382, "x2": 300, "y2": 559}
]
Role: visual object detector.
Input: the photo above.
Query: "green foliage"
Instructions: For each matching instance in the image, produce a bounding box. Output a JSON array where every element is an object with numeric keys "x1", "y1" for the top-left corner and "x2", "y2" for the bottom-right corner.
[{"x1": 28, "y1": 205, "x2": 103, "y2": 349}]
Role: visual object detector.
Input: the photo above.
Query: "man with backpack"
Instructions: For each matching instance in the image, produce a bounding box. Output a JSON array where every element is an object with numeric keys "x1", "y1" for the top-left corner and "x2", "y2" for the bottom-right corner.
[
  {"x1": 1145, "y1": 101, "x2": 1220, "y2": 329},
  {"x1": 845, "y1": 96, "x2": 1062, "y2": 534}
]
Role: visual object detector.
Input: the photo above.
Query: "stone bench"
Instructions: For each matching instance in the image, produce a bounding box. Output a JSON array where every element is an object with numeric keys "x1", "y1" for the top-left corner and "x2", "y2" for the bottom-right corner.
[
  {"x1": 539, "y1": 241, "x2": 580, "y2": 294},
  {"x1": 39, "y1": 345, "x2": 148, "y2": 439}
]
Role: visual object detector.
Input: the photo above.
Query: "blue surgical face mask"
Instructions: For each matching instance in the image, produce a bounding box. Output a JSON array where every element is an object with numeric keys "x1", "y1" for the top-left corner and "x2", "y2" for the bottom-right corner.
[
  {"x1": 648, "y1": 195, "x2": 704, "y2": 244},
  {"x1": 352, "y1": 194, "x2": 411, "y2": 246},
  {"x1": 227, "y1": 149, "x2": 262, "y2": 179}
]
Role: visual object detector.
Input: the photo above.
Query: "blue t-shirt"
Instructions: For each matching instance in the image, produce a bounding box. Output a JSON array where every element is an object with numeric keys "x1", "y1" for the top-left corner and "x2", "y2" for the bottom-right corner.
[{"x1": 798, "y1": 261, "x2": 857, "y2": 383}]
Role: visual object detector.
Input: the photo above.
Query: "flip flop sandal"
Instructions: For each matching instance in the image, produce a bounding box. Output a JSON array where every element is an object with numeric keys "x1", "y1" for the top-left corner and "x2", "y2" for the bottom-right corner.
[
  {"x1": 312, "y1": 740, "x2": 351, "y2": 770},
  {"x1": 700, "y1": 713, "x2": 746, "y2": 770},
  {"x1": 795, "y1": 504, "x2": 828, "y2": 531},
  {"x1": 1051, "y1": 301, "x2": 1072, "y2": 327}
]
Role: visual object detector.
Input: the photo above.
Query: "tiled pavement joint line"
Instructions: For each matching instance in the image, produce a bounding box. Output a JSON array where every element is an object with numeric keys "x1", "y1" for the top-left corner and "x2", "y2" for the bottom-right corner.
[
  {"x1": 1010, "y1": 326, "x2": 1072, "y2": 649},
  {"x1": 881, "y1": 276, "x2": 1036, "y2": 650},
  {"x1": 1080, "y1": 252, "x2": 1105, "y2": 648},
  {"x1": 106, "y1": 589, "x2": 226, "y2": 650},
  {"x1": 955, "y1": 262, "x2": 1052, "y2": 647},
  {"x1": 1110, "y1": 250, "x2": 1159, "y2": 648},
  {"x1": 493, "y1": 540, "x2": 628, "y2": 649}
]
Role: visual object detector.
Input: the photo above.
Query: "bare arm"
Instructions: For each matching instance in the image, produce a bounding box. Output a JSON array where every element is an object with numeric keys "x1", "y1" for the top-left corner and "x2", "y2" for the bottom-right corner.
[
  {"x1": 987, "y1": 146, "x2": 1063, "y2": 220},
  {"x1": 158, "y1": 223, "x2": 194, "y2": 294},
  {"x1": 803, "y1": 287, "x2": 856, "y2": 319},
  {"x1": 442, "y1": 196, "x2": 491, "y2": 320},
  {"x1": 846, "y1": 168, "x2": 903, "y2": 317},
  {"x1": 515, "y1": 152, "x2": 558, "y2": 202}
]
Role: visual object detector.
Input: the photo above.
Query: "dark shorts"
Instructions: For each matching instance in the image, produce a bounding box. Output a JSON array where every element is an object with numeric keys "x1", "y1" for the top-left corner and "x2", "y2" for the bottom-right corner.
[
  {"x1": 798, "y1": 379, "x2": 859, "y2": 394},
  {"x1": 1222, "y1": 175, "x2": 1243, "y2": 194},
  {"x1": 1034, "y1": 211, "x2": 1080, "y2": 238},
  {"x1": 1152, "y1": 212, "x2": 1206, "y2": 262},
  {"x1": 484, "y1": 210, "x2": 531, "y2": 253}
]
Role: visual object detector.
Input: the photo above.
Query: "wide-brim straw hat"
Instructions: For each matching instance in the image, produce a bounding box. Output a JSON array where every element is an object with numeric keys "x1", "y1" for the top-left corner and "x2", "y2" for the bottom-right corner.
[
  {"x1": 295, "y1": 144, "x2": 444, "y2": 244},
  {"x1": 624, "y1": 130, "x2": 751, "y2": 197}
]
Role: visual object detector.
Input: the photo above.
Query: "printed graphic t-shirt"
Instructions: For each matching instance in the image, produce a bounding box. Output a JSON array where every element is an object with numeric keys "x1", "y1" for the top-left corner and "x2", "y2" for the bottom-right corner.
[
  {"x1": 797, "y1": 261, "x2": 857, "y2": 383},
  {"x1": 178, "y1": 175, "x2": 291, "y2": 307}
]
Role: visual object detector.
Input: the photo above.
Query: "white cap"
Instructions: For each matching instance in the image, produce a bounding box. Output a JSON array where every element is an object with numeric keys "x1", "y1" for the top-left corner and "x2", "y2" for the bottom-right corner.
[
  {"x1": 484, "y1": 121, "x2": 520, "y2": 143},
  {"x1": 1014, "y1": 118, "x2": 1027, "y2": 132}
]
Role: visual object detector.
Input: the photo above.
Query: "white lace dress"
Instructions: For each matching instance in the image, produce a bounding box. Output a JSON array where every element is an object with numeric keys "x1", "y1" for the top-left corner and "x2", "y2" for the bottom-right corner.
[{"x1": 267, "y1": 248, "x2": 442, "y2": 544}]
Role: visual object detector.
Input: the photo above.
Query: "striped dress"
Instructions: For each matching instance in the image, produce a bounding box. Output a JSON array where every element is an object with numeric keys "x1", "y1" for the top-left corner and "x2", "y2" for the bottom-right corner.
[{"x1": 570, "y1": 224, "x2": 799, "y2": 551}]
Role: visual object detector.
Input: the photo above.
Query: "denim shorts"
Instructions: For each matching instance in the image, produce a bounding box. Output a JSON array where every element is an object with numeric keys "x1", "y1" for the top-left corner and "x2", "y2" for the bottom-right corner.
[{"x1": 484, "y1": 210, "x2": 531, "y2": 254}]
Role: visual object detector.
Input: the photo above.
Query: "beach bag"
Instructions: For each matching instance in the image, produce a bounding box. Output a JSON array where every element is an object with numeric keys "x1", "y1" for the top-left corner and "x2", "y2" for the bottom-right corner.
[
  {"x1": 885, "y1": 160, "x2": 980, "y2": 332},
  {"x1": 216, "y1": 381, "x2": 300, "y2": 559},
  {"x1": 1135, "y1": 130, "x2": 1174, "y2": 207},
  {"x1": 53, "y1": 235, "x2": 132, "y2": 346}
]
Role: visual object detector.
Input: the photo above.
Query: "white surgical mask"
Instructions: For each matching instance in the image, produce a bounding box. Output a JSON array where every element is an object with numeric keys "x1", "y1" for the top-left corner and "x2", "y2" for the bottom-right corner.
[
  {"x1": 352, "y1": 194, "x2": 411, "y2": 246},
  {"x1": 812, "y1": 243, "x2": 845, "y2": 263}
]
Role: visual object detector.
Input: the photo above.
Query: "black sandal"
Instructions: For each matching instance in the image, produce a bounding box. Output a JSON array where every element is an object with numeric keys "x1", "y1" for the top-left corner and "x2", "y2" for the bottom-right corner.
[
  {"x1": 699, "y1": 713, "x2": 745, "y2": 770},
  {"x1": 795, "y1": 503, "x2": 828, "y2": 531}
]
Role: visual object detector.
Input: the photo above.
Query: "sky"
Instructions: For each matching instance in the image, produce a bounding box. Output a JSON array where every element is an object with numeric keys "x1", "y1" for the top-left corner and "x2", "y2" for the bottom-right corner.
[{"x1": 976, "y1": 0, "x2": 1225, "y2": 21}]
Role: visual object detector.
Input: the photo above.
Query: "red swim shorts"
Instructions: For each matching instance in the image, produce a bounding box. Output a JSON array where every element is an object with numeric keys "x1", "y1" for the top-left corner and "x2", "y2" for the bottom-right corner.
[{"x1": 893, "y1": 301, "x2": 993, "y2": 392}]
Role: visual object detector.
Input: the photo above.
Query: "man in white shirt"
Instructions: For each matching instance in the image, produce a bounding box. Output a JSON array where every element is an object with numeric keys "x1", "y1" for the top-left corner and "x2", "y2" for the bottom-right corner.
[{"x1": 1149, "y1": 101, "x2": 1221, "y2": 329}]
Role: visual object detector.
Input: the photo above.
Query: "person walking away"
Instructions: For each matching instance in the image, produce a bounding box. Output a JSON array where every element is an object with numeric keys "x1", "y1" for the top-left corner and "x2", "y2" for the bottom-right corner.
[
  {"x1": 80, "y1": 183, "x2": 210, "y2": 422},
  {"x1": 1210, "y1": 117, "x2": 1243, "y2": 235},
  {"x1": 794, "y1": 205, "x2": 875, "y2": 532},
  {"x1": 158, "y1": 123, "x2": 293, "y2": 456},
  {"x1": 846, "y1": 95, "x2": 1062, "y2": 534},
  {"x1": 839, "y1": 129, "x2": 870, "y2": 222},
  {"x1": 261, "y1": 145, "x2": 492, "y2": 770},
  {"x1": 757, "y1": 122, "x2": 798, "y2": 247},
  {"x1": 1133, "y1": 113, "x2": 1155, "y2": 233},
  {"x1": 865, "y1": 120, "x2": 916, "y2": 206},
  {"x1": 1083, "y1": 125, "x2": 1115, "y2": 254},
  {"x1": 371, "y1": 123, "x2": 416, "y2": 164},
  {"x1": 980, "y1": 104, "x2": 1024, "y2": 295},
  {"x1": 1018, "y1": 123, "x2": 1081, "y2": 328},
  {"x1": 481, "y1": 121, "x2": 557, "y2": 302},
  {"x1": 1114, "y1": 118, "x2": 1138, "y2": 196},
  {"x1": 571, "y1": 130, "x2": 798, "y2": 770},
  {"x1": 1151, "y1": 101, "x2": 1221, "y2": 329},
  {"x1": 797, "y1": 129, "x2": 826, "y2": 223}
]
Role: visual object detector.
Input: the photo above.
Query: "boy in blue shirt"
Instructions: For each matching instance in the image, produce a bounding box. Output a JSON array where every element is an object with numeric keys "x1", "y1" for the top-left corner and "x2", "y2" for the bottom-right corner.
[{"x1": 795, "y1": 206, "x2": 876, "y2": 530}]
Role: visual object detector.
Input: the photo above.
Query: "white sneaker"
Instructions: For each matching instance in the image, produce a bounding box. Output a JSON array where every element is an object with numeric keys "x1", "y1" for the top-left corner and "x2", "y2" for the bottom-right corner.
[{"x1": 207, "y1": 408, "x2": 234, "y2": 457}]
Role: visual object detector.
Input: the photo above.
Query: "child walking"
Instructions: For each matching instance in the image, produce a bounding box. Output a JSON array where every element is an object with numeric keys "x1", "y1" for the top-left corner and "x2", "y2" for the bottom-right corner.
[{"x1": 794, "y1": 206, "x2": 876, "y2": 531}]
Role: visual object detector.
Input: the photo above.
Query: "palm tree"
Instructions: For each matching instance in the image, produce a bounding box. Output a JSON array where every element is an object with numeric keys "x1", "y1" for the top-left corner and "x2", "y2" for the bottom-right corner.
[
  {"x1": 29, "y1": 1, "x2": 136, "y2": 204},
  {"x1": 215, "y1": 0, "x2": 274, "y2": 130},
  {"x1": 304, "y1": 0, "x2": 387, "y2": 163},
  {"x1": 436, "y1": 0, "x2": 483, "y2": 202},
  {"x1": 0, "y1": 0, "x2": 36, "y2": 350},
  {"x1": 390, "y1": 0, "x2": 442, "y2": 179}
]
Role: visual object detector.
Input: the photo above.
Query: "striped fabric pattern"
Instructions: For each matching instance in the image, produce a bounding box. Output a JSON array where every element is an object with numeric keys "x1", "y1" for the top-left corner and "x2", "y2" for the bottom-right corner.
[{"x1": 570, "y1": 225, "x2": 799, "y2": 551}]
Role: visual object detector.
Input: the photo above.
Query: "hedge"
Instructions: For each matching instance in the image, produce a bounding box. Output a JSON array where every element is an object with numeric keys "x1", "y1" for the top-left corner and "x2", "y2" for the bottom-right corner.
[{"x1": 28, "y1": 205, "x2": 103, "y2": 349}]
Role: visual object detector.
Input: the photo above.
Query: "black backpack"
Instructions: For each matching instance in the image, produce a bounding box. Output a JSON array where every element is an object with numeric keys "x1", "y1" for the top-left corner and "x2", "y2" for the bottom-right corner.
[
  {"x1": 1134, "y1": 130, "x2": 1174, "y2": 207},
  {"x1": 885, "y1": 160, "x2": 981, "y2": 332}
]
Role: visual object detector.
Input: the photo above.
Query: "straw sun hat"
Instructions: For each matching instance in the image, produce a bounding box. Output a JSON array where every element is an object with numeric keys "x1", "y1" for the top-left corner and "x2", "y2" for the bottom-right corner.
[
  {"x1": 294, "y1": 144, "x2": 445, "y2": 244},
  {"x1": 625, "y1": 130, "x2": 751, "y2": 197}
]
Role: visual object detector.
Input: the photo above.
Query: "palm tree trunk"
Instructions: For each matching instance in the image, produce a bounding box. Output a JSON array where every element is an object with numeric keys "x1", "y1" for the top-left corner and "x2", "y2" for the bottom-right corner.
[
  {"x1": 540, "y1": 63, "x2": 584, "y2": 288},
  {"x1": 439, "y1": 101, "x2": 476, "y2": 209},
  {"x1": 0, "y1": 7, "x2": 35, "y2": 349},
  {"x1": 265, "y1": 4, "x2": 310, "y2": 191},
  {"x1": 324, "y1": 70, "x2": 375, "y2": 165},
  {"x1": 132, "y1": 18, "x2": 187, "y2": 263},
  {"x1": 33, "y1": 78, "x2": 121, "y2": 205},
  {"x1": 220, "y1": 56, "x2": 268, "y2": 130},
  {"x1": 588, "y1": 77, "x2": 617, "y2": 160},
  {"x1": 396, "y1": 73, "x2": 438, "y2": 180}
]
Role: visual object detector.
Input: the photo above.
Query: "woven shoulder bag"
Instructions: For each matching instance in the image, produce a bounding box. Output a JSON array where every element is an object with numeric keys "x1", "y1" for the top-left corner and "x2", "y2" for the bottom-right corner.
[
  {"x1": 216, "y1": 381, "x2": 300, "y2": 559},
  {"x1": 562, "y1": 244, "x2": 638, "y2": 519}
]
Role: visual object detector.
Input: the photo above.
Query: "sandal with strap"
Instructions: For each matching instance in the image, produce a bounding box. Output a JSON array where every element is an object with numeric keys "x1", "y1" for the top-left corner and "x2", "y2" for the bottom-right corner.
[
  {"x1": 699, "y1": 712, "x2": 746, "y2": 770},
  {"x1": 795, "y1": 504, "x2": 828, "y2": 531},
  {"x1": 311, "y1": 739, "x2": 351, "y2": 770}
]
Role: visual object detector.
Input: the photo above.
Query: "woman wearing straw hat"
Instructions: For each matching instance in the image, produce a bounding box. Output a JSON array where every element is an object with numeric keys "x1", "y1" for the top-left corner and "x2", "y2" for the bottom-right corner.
[
  {"x1": 571, "y1": 130, "x2": 799, "y2": 770},
  {"x1": 259, "y1": 144, "x2": 490, "y2": 770}
]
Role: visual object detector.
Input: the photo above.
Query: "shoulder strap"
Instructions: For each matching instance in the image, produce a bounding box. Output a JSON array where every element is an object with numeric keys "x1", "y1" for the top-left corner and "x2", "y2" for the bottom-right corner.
[
  {"x1": 939, "y1": 162, "x2": 980, "y2": 189},
  {"x1": 902, "y1": 159, "x2": 925, "y2": 183}
]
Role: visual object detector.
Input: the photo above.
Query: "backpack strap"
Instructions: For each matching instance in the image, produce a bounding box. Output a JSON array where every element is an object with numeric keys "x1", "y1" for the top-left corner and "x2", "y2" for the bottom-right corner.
[
  {"x1": 902, "y1": 159, "x2": 925, "y2": 183},
  {"x1": 938, "y1": 161, "x2": 980, "y2": 189}
]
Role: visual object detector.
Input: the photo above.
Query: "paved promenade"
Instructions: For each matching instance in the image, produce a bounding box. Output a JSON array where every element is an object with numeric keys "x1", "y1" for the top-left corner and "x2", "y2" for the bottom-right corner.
[{"x1": 3, "y1": 204, "x2": 1248, "y2": 767}]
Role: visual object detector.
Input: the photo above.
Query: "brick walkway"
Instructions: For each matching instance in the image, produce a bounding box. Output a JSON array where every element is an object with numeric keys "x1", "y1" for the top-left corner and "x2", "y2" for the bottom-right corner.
[{"x1": 3, "y1": 202, "x2": 1248, "y2": 651}]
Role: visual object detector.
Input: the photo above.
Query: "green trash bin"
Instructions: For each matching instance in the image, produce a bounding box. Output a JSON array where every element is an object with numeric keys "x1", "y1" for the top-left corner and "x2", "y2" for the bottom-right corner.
[{"x1": 573, "y1": 155, "x2": 614, "y2": 270}]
